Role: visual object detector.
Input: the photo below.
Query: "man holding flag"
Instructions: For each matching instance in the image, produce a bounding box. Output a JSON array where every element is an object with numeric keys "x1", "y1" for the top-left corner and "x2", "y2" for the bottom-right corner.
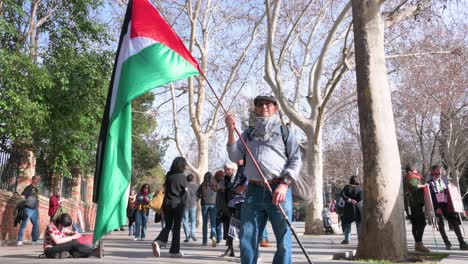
[{"x1": 93, "y1": 0, "x2": 201, "y2": 244}]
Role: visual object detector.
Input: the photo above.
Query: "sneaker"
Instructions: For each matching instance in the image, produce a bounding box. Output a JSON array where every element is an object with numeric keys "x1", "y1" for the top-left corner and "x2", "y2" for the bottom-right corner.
[
  {"x1": 184, "y1": 239, "x2": 190, "y2": 242},
  {"x1": 259, "y1": 240, "x2": 272, "y2": 247},
  {"x1": 59, "y1": 251, "x2": 70, "y2": 259},
  {"x1": 120, "y1": 227, "x2": 125, "y2": 231},
  {"x1": 16, "y1": 241, "x2": 23, "y2": 246},
  {"x1": 191, "y1": 236, "x2": 197, "y2": 242},
  {"x1": 341, "y1": 240, "x2": 349, "y2": 244},
  {"x1": 211, "y1": 237, "x2": 217, "y2": 247},
  {"x1": 93, "y1": 240, "x2": 104, "y2": 258},
  {"x1": 169, "y1": 252, "x2": 184, "y2": 258},
  {"x1": 133, "y1": 237, "x2": 140, "y2": 241},
  {"x1": 31, "y1": 240, "x2": 42, "y2": 245},
  {"x1": 460, "y1": 242, "x2": 468, "y2": 250},
  {"x1": 152, "y1": 241, "x2": 161, "y2": 257},
  {"x1": 202, "y1": 243, "x2": 208, "y2": 246}
]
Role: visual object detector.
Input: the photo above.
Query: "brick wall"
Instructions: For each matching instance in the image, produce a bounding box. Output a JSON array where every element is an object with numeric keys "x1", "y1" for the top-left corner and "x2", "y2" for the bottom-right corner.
[{"x1": 0, "y1": 190, "x2": 96, "y2": 246}]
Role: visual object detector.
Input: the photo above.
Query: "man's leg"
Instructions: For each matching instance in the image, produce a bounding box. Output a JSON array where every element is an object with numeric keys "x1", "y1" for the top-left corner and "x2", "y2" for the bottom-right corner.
[
  {"x1": 17, "y1": 208, "x2": 32, "y2": 243},
  {"x1": 344, "y1": 223, "x2": 352, "y2": 242},
  {"x1": 31, "y1": 208, "x2": 39, "y2": 241},
  {"x1": 189, "y1": 207, "x2": 197, "y2": 239},
  {"x1": 240, "y1": 184, "x2": 267, "y2": 264},
  {"x1": 182, "y1": 209, "x2": 190, "y2": 240},
  {"x1": 265, "y1": 184, "x2": 292, "y2": 264},
  {"x1": 436, "y1": 212, "x2": 451, "y2": 246}
]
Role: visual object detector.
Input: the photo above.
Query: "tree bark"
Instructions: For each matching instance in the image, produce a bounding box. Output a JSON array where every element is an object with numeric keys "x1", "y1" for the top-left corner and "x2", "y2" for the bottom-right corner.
[
  {"x1": 304, "y1": 141, "x2": 323, "y2": 234},
  {"x1": 352, "y1": 0, "x2": 407, "y2": 261}
]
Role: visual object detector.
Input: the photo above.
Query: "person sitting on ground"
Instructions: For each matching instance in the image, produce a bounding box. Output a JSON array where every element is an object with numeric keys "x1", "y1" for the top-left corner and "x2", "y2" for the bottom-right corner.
[{"x1": 43, "y1": 213, "x2": 103, "y2": 259}]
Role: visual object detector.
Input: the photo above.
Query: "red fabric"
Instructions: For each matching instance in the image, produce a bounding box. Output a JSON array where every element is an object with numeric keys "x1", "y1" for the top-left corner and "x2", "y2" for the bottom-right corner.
[
  {"x1": 48, "y1": 195, "x2": 60, "y2": 217},
  {"x1": 130, "y1": 0, "x2": 201, "y2": 72},
  {"x1": 77, "y1": 234, "x2": 94, "y2": 245}
]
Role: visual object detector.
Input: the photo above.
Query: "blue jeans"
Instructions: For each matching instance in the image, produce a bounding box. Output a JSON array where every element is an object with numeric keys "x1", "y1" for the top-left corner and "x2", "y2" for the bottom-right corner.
[
  {"x1": 261, "y1": 226, "x2": 269, "y2": 241},
  {"x1": 344, "y1": 222, "x2": 361, "y2": 242},
  {"x1": 17, "y1": 207, "x2": 39, "y2": 242},
  {"x1": 182, "y1": 207, "x2": 197, "y2": 240},
  {"x1": 134, "y1": 210, "x2": 148, "y2": 239},
  {"x1": 240, "y1": 183, "x2": 292, "y2": 264},
  {"x1": 201, "y1": 204, "x2": 217, "y2": 244}
]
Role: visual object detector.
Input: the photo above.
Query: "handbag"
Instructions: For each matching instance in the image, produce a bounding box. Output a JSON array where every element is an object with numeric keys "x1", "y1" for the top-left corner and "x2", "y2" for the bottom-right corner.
[{"x1": 149, "y1": 192, "x2": 164, "y2": 213}]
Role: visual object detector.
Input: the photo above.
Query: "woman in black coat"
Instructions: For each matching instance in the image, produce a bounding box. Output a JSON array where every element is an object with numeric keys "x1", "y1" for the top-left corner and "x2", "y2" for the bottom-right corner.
[
  {"x1": 152, "y1": 157, "x2": 188, "y2": 258},
  {"x1": 340, "y1": 175, "x2": 362, "y2": 244}
]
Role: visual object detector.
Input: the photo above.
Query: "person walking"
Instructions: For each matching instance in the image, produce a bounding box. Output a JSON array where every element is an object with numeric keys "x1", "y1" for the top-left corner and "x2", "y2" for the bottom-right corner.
[
  {"x1": 212, "y1": 169, "x2": 225, "y2": 246},
  {"x1": 127, "y1": 190, "x2": 136, "y2": 236},
  {"x1": 17, "y1": 175, "x2": 41, "y2": 246},
  {"x1": 197, "y1": 172, "x2": 217, "y2": 246},
  {"x1": 153, "y1": 157, "x2": 188, "y2": 258},
  {"x1": 340, "y1": 175, "x2": 362, "y2": 244},
  {"x1": 182, "y1": 174, "x2": 199, "y2": 242},
  {"x1": 134, "y1": 184, "x2": 151, "y2": 241},
  {"x1": 427, "y1": 164, "x2": 468, "y2": 250},
  {"x1": 404, "y1": 165, "x2": 430, "y2": 252},
  {"x1": 225, "y1": 95, "x2": 302, "y2": 264}
]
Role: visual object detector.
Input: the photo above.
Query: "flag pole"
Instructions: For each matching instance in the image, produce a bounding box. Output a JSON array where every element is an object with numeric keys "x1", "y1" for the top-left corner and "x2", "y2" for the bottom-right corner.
[{"x1": 200, "y1": 72, "x2": 313, "y2": 264}]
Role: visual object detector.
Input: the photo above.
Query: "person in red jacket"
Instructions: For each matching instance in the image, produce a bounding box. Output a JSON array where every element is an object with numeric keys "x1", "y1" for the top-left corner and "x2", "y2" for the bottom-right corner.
[{"x1": 48, "y1": 189, "x2": 62, "y2": 221}]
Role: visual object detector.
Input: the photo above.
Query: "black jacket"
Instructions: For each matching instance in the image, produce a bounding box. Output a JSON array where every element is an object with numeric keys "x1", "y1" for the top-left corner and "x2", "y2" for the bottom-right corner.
[{"x1": 340, "y1": 184, "x2": 362, "y2": 224}]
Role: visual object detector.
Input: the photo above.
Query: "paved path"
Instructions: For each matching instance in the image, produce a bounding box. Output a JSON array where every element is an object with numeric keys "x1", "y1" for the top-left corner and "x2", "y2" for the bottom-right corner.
[{"x1": 1, "y1": 220, "x2": 468, "y2": 263}]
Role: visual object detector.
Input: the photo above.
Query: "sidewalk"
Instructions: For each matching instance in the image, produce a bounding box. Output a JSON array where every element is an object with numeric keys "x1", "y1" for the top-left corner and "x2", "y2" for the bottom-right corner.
[{"x1": 0, "y1": 221, "x2": 467, "y2": 263}]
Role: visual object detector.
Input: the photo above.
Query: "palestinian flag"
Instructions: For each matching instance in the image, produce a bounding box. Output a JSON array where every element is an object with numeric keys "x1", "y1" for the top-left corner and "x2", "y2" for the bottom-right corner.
[{"x1": 93, "y1": 0, "x2": 200, "y2": 243}]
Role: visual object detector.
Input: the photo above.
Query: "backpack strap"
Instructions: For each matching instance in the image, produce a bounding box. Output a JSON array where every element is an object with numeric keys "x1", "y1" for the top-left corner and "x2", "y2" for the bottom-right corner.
[{"x1": 280, "y1": 124, "x2": 290, "y2": 158}]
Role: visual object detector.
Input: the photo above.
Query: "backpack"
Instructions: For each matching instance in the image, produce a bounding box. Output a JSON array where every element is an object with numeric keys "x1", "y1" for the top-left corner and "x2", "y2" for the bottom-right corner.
[{"x1": 244, "y1": 124, "x2": 312, "y2": 202}]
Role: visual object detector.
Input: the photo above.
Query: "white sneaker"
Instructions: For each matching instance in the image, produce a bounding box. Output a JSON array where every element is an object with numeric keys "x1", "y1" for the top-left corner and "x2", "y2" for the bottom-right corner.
[
  {"x1": 211, "y1": 237, "x2": 217, "y2": 247},
  {"x1": 133, "y1": 237, "x2": 139, "y2": 241},
  {"x1": 31, "y1": 240, "x2": 42, "y2": 245},
  {"x1": 17, "y1": 241, "x2": 23, "y2": 246},
  {"x1": 169, "y1": 252, "x2": 184, "y2": 258}
]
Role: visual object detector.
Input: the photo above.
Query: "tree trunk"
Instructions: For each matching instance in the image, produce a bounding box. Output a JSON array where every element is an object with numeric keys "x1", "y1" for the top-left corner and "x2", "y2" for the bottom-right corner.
[
  {"x1": 352, "y1": 0, "x2": 407, "y2": 261},
  {"x1": 304, "y1": 140, "x2": 324, "y2": 234}
]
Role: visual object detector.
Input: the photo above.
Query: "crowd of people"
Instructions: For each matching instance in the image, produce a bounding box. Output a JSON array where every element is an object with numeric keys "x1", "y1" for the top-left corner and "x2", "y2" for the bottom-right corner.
[{"x1": 12, "y1": 94, "x2": 468, "y2": 263}]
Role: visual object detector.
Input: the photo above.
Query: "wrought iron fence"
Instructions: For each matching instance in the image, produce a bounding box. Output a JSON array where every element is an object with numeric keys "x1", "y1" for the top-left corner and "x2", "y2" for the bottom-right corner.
[{"x1": 0, "y1": 149, "x2": 19, "y2": 192}]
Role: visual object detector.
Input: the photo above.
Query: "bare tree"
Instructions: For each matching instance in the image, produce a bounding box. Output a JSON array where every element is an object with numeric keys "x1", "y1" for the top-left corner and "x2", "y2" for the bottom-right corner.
[
  {"x1": 352, "y1": 0, "x2": 406, "y2": 260},
  {"x1": 263, "y1": 0, "x2": 431, "y2": 234}
]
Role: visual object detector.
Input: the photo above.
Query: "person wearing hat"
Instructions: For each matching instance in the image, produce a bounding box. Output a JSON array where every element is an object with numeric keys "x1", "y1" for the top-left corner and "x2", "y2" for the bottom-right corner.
[{"x1": 225, "y1": 95, "x2": 302, "y2": 264}]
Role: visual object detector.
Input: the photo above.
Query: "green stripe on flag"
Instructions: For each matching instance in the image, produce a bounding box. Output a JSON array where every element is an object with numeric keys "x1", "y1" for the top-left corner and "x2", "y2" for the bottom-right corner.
[
  {"x1": 113, "y1": 43, "x2": 199, "y2": 121},
  {"x1": 93, "y1": 43, "x2": 199, "y2": 243}
]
